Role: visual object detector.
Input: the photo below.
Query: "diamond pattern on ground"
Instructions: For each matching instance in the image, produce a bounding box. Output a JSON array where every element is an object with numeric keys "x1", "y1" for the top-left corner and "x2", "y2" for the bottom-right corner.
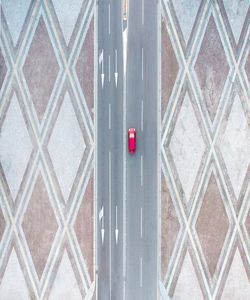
[
  {"x1": 161, "y1": 19, "x2": 179, "y2": 119},
  {"x1": 22, "y1": 173, "x2": 58, "y2": 279},
  {"x1": 161, "y1": 174, "x2": 180, "y2": 280},
  {"x1": 23, "y1": 16, "x2": 59, "y2": 122},
  {"x1": 223, "y1": 0, "x2": 249, "y2": 44},
  {"x1": 74, "y1": 175, "x2": 94, "y2": 281},
  {"x1": 196, "y1": 173, "x2": 229, "y2": 278},
  {"x1": 48, "y1": 92, "x2": 86, "y2": 202},
  {"x1": 0, "y1": 47, "x2": 7, "y2": 90},
  {"x1": 1, "y1": 0, "x2": 31, "y2": 46},
  {"x1": 76, "y1": 18, "x2": 94, "y2": 117},
  {"x1": 0, "y1": 93, "x2": 32, "y2": 200},
  {"x1": 169, "y1": 91, "x2": 205, "y2": 202},
  {"x1": 221, "y1": 248, "x2": 250, "y2": 299},
  {"x1": 171, "y1": 0, "x2": 200, "y2": 45},
  {"x1": 52, "y1": 0, "x2": 82, "y2": 45},
  {"x1": 0, "y1": 248, "x2": 30, "y2": 298},
  {"x1": 245, "y1": 207, "x2": 250, "y2": 240},
  {"x1": 173, "y1": 250, "x2": 203, "y2": 299},
  {"x1": 195, "y1": 15, "x2": 229, "y2": 122},
  {"x1": 49, "y1": 250, "x2": 84, "y2": 300},
  {"x1": 0, "y1": 206, "x2": 5, "y2": 242},
  {"x1": 220, "y1": 94, "x2": 250, "y2": 199},
  {"x1": 245, "y1": 50, "x2": 250, "y2": 84}
]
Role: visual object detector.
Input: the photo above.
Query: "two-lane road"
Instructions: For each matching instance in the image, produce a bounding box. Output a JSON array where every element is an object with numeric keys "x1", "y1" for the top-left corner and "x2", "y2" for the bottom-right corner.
[
  {"x1": 97, "y1": 1, "x2": 124, "y2": 299},
  {"x1": 126, "y1": 0, "x2": 158, "y2": 299}
]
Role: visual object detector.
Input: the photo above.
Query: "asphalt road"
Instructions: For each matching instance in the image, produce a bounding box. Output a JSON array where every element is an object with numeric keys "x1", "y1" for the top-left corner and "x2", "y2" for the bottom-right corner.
[
  {"x1": 97, "y1": 0, "x2": 124, "y2": 299},
  {"x1": 125, "y1": 0, "x2": 158, "y2": 299},
  {"x1": 97, "y1": 0, "x2": 158, "y2": 299}
]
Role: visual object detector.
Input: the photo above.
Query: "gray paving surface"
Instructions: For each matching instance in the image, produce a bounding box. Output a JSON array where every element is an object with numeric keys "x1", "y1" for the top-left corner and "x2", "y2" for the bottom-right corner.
[{"x1": 97, "y1": 0, "x2": 124, "y2": 299}]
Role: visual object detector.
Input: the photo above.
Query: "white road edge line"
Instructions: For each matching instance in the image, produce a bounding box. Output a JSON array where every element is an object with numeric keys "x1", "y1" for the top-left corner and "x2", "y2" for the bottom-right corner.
[
  {"x1": 141, "y1": 207, "x2": 143, "y2": 238},
  {"x1": 108, "y1": 3, "x2": 111, "y2": 35},
  {"x1": 109, "y1": 55, "x2": 111, "y2": 82},
  {"x1": 141, "y1": 100, "x2": 143, "y2": 132},
  {"x1": 141, "y1": 155, "x2": 143, "y2": 186},
  {"x1": 141, "y1": 47, "x2": 144, "y2": 80},
  {"x1": 109, "y1": 151, "x2": 112, "y2": 299},
  {"x1": 109, "y1": 103, "x2": 111, "y2": 130},
  {"x1": 94, "y1": 2, "x2": 98, "y2": 297},
  {"x1": 142, "y1": 0, "x2": 144, "y2": 25},
  {"x1": 140, "y1": 257, "x2": 143, "y2": 288}
]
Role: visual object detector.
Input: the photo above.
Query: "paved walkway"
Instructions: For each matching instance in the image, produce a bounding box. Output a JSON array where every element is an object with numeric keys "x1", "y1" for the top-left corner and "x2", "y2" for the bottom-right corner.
[
  {"x1": 161, "y1": 0, "x2": 250, "y2": 299},
  {"x1": 0, "y1": 0, "x2": 95, "y2": 298}
]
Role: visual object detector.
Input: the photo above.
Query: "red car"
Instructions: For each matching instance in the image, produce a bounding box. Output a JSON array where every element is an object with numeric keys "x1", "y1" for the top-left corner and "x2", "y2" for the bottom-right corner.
[{"x1": 128, "y1": 128, "x2": 136, "y2": 153}]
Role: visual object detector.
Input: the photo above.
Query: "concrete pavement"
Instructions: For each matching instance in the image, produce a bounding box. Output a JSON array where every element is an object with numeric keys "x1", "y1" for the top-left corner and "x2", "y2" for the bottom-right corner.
[
  {"x1": 97, "y1": 0, "x2": 158, "y2": 299},
  {"x1": 97, "y1": 0, "x2": 124, "y2": 299},
  {"x1": 125, "y1": 0, "x2": 158, "y2": 299}
]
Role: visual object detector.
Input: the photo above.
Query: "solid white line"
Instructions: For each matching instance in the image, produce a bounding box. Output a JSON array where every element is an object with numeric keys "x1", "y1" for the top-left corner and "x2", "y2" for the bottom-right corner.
[
  {"x1": 141, "y1": 47, "x2": 144, "y2": 80},
  {"x1": 141, "y1": 155, "x2": 143, "y2": 186},
  {"x1": 94, "y1": 4, "x2": 98, "y2": 298},
  {"x1": 142, "y1": 0, "x2": 144, "y2": 25},
  {"x1": 141, "y1": 100, "x2": 143, "y2": 132},
  {"x1": 141, "y1": 207, "x2": 143, "y2": 238},
  {"x1": 157, "y1": 3, "x2": 161, "y2": 299},
  {"x1": 109, "y1": 3, "x2": 111, "y2": 35},
  {"x1": 109, "y1": 103, "x2": 111, "y2": 130},
  {"x1": 109, "y1": 151, "x2": 112, "y2": 299},
  {"x1": 123, "y1": 26, "x2": 127, "y2": 300},
  {"x1": 140, "y1": 257, "x2": 143, "y2": 287},
  {"x1": 123, "y1": 29, "x2": 128, "y2": 75},
  {"x1": 109, "y1": 55, "x2": 111, "y2": 82}
]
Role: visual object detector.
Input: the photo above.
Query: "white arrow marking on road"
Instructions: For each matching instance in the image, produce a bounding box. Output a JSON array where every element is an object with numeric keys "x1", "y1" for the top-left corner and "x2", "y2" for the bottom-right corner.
[
  {"x1": 115, "y1": 205, "x2": 119, "y2": 244},
  {"x1": 99, "y1": 206, "x2": 105, "y2": 245},
  {"x1": 115, "y1": 49, "x2": 118, "y2": 87},
  {"x1": 100, "y1": 50, "x2": 104, "y2": 88},
  {"x1": 99, "y1": 50, "x2": 103, "y2": 65},
  {"x1": 99, "y1": 206, "x2": 104, "y2": 221}
]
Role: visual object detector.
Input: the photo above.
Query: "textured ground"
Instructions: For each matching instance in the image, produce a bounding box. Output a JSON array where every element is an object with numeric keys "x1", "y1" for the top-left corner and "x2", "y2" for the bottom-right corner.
[
  {"x1": 161, "y1": 0, "x2": 250, "y2": 299},
  {"x1": 0, "y1": 0, "x2": 95, "y2": 299}
]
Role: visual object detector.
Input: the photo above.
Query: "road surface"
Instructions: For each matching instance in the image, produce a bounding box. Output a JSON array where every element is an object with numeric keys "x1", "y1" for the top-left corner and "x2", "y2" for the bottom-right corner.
[
  {"x1": 97, "y1": 0, "x2": 158, "y2": 299},
  {"x1": 97, "y1": 0, "x2": 124, "y2": 299},
  {"x1": 125, "y1": 0, "x2": 158, "y2": 299}
]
